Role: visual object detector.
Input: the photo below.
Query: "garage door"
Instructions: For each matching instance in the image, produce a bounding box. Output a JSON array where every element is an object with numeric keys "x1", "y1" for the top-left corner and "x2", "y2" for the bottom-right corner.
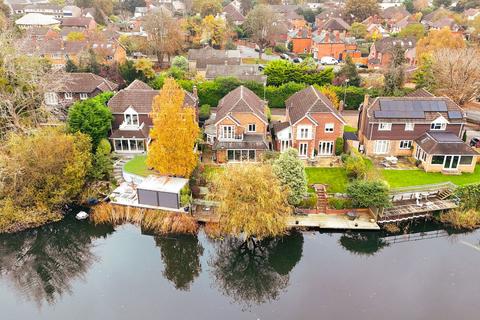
[
  {"x1": 158, "y1": 192, "x2": 179, "y2": 209},
  {"x1": 137, "y1": 189, "x2": 158, "y2": 207}
]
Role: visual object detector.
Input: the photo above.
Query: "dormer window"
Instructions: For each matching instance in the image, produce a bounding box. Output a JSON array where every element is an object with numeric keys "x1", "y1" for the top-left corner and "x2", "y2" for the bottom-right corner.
[
  {"x1": 405, "y1": 123, "x2": 415, "y2": 131},
  {"x1": 124, "y1": 107, "x2": 139, "y2": 126},
  {"x1": 247, "y1": 123, "x2": 256, "y2": 132},
  {"x1": 378, "y1": 122, "x2": 392, "y2": 131},
  {"x1": 80, "y1": 93, "x2": 88, "y2": 100},
  {"x1": 64, "y1": 92, "x2": 73, "y2": 100},
  {"x1": 431, "y1": 122, "x2": 446, "y2": 130}
]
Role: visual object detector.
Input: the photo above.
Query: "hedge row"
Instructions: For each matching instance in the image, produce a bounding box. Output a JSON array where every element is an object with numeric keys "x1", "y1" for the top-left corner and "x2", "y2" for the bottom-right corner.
[{"x1": 149, "y1": 76, "x2": 379, "y2": 109}]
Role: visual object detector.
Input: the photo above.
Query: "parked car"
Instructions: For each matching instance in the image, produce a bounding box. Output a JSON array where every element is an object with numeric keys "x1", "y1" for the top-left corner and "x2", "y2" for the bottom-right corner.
[
  {"x1": 258, "y1": 65, "x2": 265, "y2": 71},
  {"x1": 292, "y1": 57, "x2": 303, "y2": 63},
  {"x1": 320, "y1": 56, "x2": 338, "y2": 65},
  {"x1": 280, "y1": 53, "x2": 290, "y2": 60},
  {"x1": 355, "y1": 63, "x2": 368, "y2": 69},
  {"x1": 470, "y1": 137, "x2": 480, "y2": 148}
]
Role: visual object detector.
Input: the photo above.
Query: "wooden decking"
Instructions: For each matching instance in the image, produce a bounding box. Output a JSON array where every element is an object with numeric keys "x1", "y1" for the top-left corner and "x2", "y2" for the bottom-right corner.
[{"x1": 378, "y1": 198, "x2": 458, "y2": 223}]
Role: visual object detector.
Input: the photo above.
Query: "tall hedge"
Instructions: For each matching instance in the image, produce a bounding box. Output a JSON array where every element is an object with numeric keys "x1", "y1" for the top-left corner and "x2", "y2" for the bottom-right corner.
[{"x1": 263, "y1": 59, "x2": 334, "y2": 86}]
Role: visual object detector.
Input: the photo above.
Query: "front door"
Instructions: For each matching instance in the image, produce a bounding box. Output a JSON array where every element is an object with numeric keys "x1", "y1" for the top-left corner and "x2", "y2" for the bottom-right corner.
[{"x1": 444, "y1": 155, "x2": 460, "y2": 170}]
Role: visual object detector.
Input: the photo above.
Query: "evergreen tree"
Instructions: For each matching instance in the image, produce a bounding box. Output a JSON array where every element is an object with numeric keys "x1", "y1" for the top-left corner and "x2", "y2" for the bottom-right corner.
[
  {"x1": 90, "y1": 138, "x2": 113, "y2": 181},
  {"x1": 65, "y1": 58, "x2": 78, "y2": 73},
  {"x1": 337, "y1": 56, "x2": 361, "y2": 87},
  {"x1": 383, "y1": 45, "x2": 405, "y2": 95},
  {"x1": 273, "y1": 148, "x2": 307, "y2": 206}
]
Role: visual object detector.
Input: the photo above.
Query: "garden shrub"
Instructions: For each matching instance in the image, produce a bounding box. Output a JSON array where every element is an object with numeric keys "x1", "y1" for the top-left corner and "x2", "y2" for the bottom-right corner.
[
  {"x1": 335, "y1": 137, "x2": 344, "y2": 156},
  {"x1": 299, "y1": 193, "x2": 318, "y2": 209},
  {"x1": 328, "y1": 197, "x2": 353, "y2": 210},
  {"x1": 346, "y1": 180, "x2": 390, "y2": 208}
]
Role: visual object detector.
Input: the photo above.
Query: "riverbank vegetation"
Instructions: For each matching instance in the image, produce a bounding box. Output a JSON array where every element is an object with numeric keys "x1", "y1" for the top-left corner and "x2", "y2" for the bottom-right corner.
[
  {"x1": 0, "y1": 127, "x2": 93, "y2": 233},
  {"x1": 90, "y1": 203, "x2": 199, "y2": 234},
  {"x1": 439, "y1": 183, "x2": 480, "y2": 229},
  {"x1": 209, "y1": 164, "x2": 291, "y2": 241}
]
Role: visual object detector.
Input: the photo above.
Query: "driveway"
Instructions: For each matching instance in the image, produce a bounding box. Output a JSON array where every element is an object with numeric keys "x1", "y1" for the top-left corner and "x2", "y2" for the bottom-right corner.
[{"x1": 237, "y1": 45, "x2": 278, "y2": 61}]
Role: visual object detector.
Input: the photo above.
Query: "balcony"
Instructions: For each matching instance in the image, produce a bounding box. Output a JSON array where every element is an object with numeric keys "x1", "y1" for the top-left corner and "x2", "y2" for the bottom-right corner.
[
  {"x1": 119, "y1": 122, "x2": 144, "y2": 131},
  {"x1": 218, "y1": 134, "x2": 244, "y2": 141}
]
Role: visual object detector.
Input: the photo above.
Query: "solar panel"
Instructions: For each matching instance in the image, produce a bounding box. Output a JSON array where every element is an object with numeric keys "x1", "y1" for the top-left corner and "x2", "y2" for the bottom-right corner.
[
  {"x1": 374, "y1": 110, "x2": 425, "y2": 119},
  {"x1": 448, "y1": 111, "x2": 463, "y2": 119},
  {"x1": 379, "y1": 99, "x2": 448, "y2": 112}
]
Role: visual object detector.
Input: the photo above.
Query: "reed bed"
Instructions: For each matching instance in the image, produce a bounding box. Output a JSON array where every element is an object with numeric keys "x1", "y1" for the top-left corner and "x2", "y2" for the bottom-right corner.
[
  {"x1": 90, "y1": 203, "x2": 198, "y2": 234},
  {"x1": 203, "y1": 222, "x2": 224, "y2": 239},
  {"x1": 439, "y1": 209, "x2": 480, "y2": 230}
]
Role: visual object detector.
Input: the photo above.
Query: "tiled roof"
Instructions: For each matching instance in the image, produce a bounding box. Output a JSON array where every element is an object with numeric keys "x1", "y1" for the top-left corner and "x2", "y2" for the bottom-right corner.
[
  {"x1": 271, "y1": 121, "x2": 290, "y2": 134},
  {"x1": 373, "y1": 37, "x2": 416, "y2": 53},
  {"x1": 62, "y1": 73, "x2": 118, "y2": 93},
  {"x1": 223, "y1": 3, "x2": 244, "y2": 22},
  {"x1": 320, "y1": 17, "x2": 350, "y2": 31},
  {"x1": 406, "y1": 88, "x2": 435, "y2": 97},
  {"x1": 415, "y1": 132, "x2": 478, "y2": 155},
  {"x1": 108, "y1": 80, "x2": 197, "y2": 114},
  {"x1": 286, "y1": 86, "x2": 345, "y2": 125},
  {"x1": 215, "y1": 86, "x2": 267, "y2": 124},
  {"x1": 205, "y1": 64, "x2": 266, "y2": 83},
  {"x1": 381, "y1": 6, "x2": 410, "y2": 20},
  {"x1": 212, "y1": 134, "x2": 269, "y2": 150},
  {"x1": 61, "y1": 17, "x2": 94, "y2": 28},
  {"x1": 110, "y1": 126, "x2": 150, "y2": 139},
  {"x1": 366, "y1": 96, "x2": 465, "y2": 123}
]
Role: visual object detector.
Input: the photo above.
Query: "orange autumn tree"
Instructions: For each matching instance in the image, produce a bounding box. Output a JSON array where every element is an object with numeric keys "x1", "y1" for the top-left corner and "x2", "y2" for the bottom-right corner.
[{"x1": 147, "y1": 78, "x2": 199, "y2": 177}]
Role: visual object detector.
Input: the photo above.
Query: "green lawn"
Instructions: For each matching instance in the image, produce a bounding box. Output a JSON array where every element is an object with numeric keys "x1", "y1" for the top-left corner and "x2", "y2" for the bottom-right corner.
[
  {"x1": 305, "y1": 167, "x2": 348, "y2": 193},
  {"x1": 381, "y1": 166, "x2": 480, "y2": 188},
  {"x1": 344, "y1": 125, "x2": 358, "y2": 133},
  {"x1": 123, "y1": 155, "x2": 151, "y2": 177},
  {"x1": 305, "y1": 165, "x2": 480, "y2": 193}
]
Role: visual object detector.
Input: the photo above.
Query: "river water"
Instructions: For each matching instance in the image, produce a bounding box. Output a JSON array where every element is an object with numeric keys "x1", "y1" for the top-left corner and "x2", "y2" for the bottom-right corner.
[{"x1": 0, "y1": 216, "x2": 479, "y2": 320}]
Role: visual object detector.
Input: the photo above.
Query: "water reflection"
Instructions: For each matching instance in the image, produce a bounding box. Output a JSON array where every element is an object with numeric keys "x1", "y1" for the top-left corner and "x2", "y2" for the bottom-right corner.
[
  {"x1": 338, "y1": 232, "x2": 389, "y2": 256},
  {"x1": 0, "y1": 215, "x2": 113, "y2": 306},
  {"x1": 210, "y1": 231, "x2": 303, "y2": 307},
  {"x1": 154, "y1": 234, "x2": 204, "y2": 291}
]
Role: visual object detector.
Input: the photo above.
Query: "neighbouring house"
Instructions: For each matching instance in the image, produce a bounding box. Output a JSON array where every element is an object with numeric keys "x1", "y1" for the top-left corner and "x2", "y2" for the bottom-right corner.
[
  {"x1": 25, "y1": 27, "x2": 61, "y2": 41},
  {"x1": 391, "y1": 15, "x2": 418, "y2": 33},
  {"x1": 289, "y1": 27, "x2": 312, "y2": 54},
  {"x1": 187, "y1": 46, "x2": 241, "y2": 71},
  {"x1": 317, "y1": 17, "x2": 350, "y2": 37},
  {"x1": 311, "y1": 31, "x2": 358, "y2": 61},
  {"x1": 15, "y1": 13, "x2": 60, "y2": 28},
  {"x1": 205, "y1": 64, "x2": 266, "y2": 84},
  {"x1": 315, "y1": 9, "x2": 345, "y2": 28},
  {"x1": 134, "y1": 7, "x2": 148, "y2": 18},
  {"x1": 272, "y1": 86, "x2": 345, "y2": 158},
  {"x1": 44, "y1": 73, "x2": 118, "y2": 108},
  {"x1": 24, "y1": 3, "x2": 64, "y2": 19},
  {"x1": 222, "y1": 2, "x2": 245, "y2": 25},
  {"x1": 22, "y1": 38, "x2": 88, "y2": 67},
  {"x1": 380, "y1": 5, "x2": 411, "y2": 30},
  {"x1": 108, "y1": 80, "x2": 198, "y2": 154},
  {"x1": 358, "y1": 91, "x2": 478, "y2": 173},
  {"x1": 62, "y1": 5, "x2": 82, "y2": 18},
  {"x1": 61, "y1": 17, "x2": 97, "y2": 30},
  {"x1": 208, "y1": 86, "x2": 270, "y2": 163},
  {"x1": 368, "y1": 37, "x2": 416, "y2": 68},
  {"x1": 429, "y1": 17, "x2": 463, "y2": 33},
  {"x1": 90, "y1": 40, "x2": 127, "y2": 65}
]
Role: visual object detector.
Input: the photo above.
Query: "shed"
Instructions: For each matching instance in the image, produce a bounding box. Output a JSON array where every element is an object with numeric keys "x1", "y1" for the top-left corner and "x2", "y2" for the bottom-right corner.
[{"x1": 136, "y1": 176, "x2": 188, "y2": 209}]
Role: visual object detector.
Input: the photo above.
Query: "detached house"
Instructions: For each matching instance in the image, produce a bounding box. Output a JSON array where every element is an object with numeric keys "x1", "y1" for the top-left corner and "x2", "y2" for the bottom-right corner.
[
  {"x1": 358, "y1": 92, "x2": 478, "y2": 173},
  {"x1": 108, "y1": 80, "x2": 198, "y2": 154},
  {"x1": 209, "y1": 86, "x2": 270, "y2": 163},
  {"x1": 272, "y1": 86, "x2": 345, "y2": 158},
  {"x1": 44, "y1": 72, "x2": 118, "y2": 108}
]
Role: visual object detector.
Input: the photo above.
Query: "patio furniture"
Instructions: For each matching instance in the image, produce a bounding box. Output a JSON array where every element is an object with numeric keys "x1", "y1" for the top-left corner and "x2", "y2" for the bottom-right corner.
[
  {"x1": 385, "y1": 156, "x2": 398, "y2": 164},
  {"x1": 346, "y1": 210, "x2": 358, "y2": 221}
]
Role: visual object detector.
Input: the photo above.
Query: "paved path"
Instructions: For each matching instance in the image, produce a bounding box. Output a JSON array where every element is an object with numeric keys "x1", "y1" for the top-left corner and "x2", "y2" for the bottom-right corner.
[{"x1": 113, "y1": 158, "x2": 128, "y2": 184}]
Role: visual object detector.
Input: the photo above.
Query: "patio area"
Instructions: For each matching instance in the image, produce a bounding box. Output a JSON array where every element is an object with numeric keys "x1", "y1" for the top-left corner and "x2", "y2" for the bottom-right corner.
[{"x1": 370, "y1": 156, "x2": 418, "y2": 170}]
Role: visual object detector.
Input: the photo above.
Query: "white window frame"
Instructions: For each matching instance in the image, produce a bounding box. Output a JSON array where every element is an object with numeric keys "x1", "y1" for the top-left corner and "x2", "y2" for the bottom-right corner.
[
  {"x1": 324, "y1": 123, "x2": 334, "y2": 133},
  {"x1": 299, "y1": 142, "x2": 308, "y2": 157},
  {"x1": 247, "y1": 123, "x2": 256, "y2": 133},
  {"x1": 374, "y1": 140, "x2": 390, "y2": 154},
  {"x1": 399, "y1": 140, "x2": 412, "y2": 150},
  {"x1": 378, "y1": 122, "x2": 392, "y2": 131},
  {"x1": 280, "y1": 140, "x2": 292, "y2": 152},
  {"x1": 297, "y1": 126, "x2": 311, "y2": 139},
  {"x1": 226, "y1": 149, "x2": 256, "y2": 162},
  {"x1": 318, "y1": 141, "x2": 334, "y2": 155},
  {"x1": 430, "y1": 122, "x2": 446, "y2": 130},
  {"x1": 124, "y1": 109, "x2": 139, "y2": 127},
  {"x1": 405, "y1": 123, "x2": 415, "y2": 131},
  {"x1": 220, "y1": 125, "x2": 235, "y2": 140},
  {"x1": 64, "y1": 92, "x2": 73, "y2": 100},
  {"x1": 79, "y1": 93, "x2": 89, "y2": 100},
  {"x1": 113, "y1": 138, "x2": 145, "y2": 153}
]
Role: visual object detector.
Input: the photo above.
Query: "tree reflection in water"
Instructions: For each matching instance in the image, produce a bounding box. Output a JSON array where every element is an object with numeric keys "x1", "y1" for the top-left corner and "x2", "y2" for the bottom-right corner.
[
  {"x1": 338, "y1": 232, "x2": 389, "y2": 256},
  {"x1": 210, "y1": 231, "x2": 303, "y2": 307},
  {"x1": 154, "y1": 234, "x2": 204, "y2": 291},
  {"x1": 0, "y1": 216, "x2": 114, "y2": 307}
]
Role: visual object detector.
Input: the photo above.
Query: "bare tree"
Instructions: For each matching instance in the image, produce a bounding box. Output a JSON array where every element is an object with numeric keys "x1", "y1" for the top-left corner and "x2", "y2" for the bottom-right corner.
[
  {"x1": 0, "y1": 32, "x2": 65, "y2": 136},
  {"x1": 143, "y1": 8, "x2": 184, "y2": 64},
  {"x1": 431, "y1": 48, "x2": 480, "y2": 106},
  {"x1": 244, "y1": 4, "x2": 279, "y2": 59}
]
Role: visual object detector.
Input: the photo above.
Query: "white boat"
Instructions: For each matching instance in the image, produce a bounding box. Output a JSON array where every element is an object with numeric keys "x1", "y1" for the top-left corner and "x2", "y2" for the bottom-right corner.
[{"x1": 76, "y1": 211, "x2": 89, "y2": 220}]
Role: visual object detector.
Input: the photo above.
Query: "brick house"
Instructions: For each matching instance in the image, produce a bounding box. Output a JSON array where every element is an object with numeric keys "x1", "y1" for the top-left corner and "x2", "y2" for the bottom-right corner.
[
  {"x1": 311, "y1": 31, "x2": 358, "y2": 61},
  {"x1": 209, "y1": 86, "x2": 270, "y2": 163},
  {"x1": 368, "y1": 37, "x2": 416, "y2": 68},
  {"x1": 358, "y1": 91, "x2": 478, "y2": 173},
  {"x1": 44, "y1": 72, "x2": 118, "y2": 108},
  {"x1": 61, "y1": 16, "x2": 97, "y2": 30},
  {"x1": 272, "y1": 86, "x2": 345, "y2": 158},
  {"x1": 108, "y1": 80, "x2": 198, "y2": 154}
]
